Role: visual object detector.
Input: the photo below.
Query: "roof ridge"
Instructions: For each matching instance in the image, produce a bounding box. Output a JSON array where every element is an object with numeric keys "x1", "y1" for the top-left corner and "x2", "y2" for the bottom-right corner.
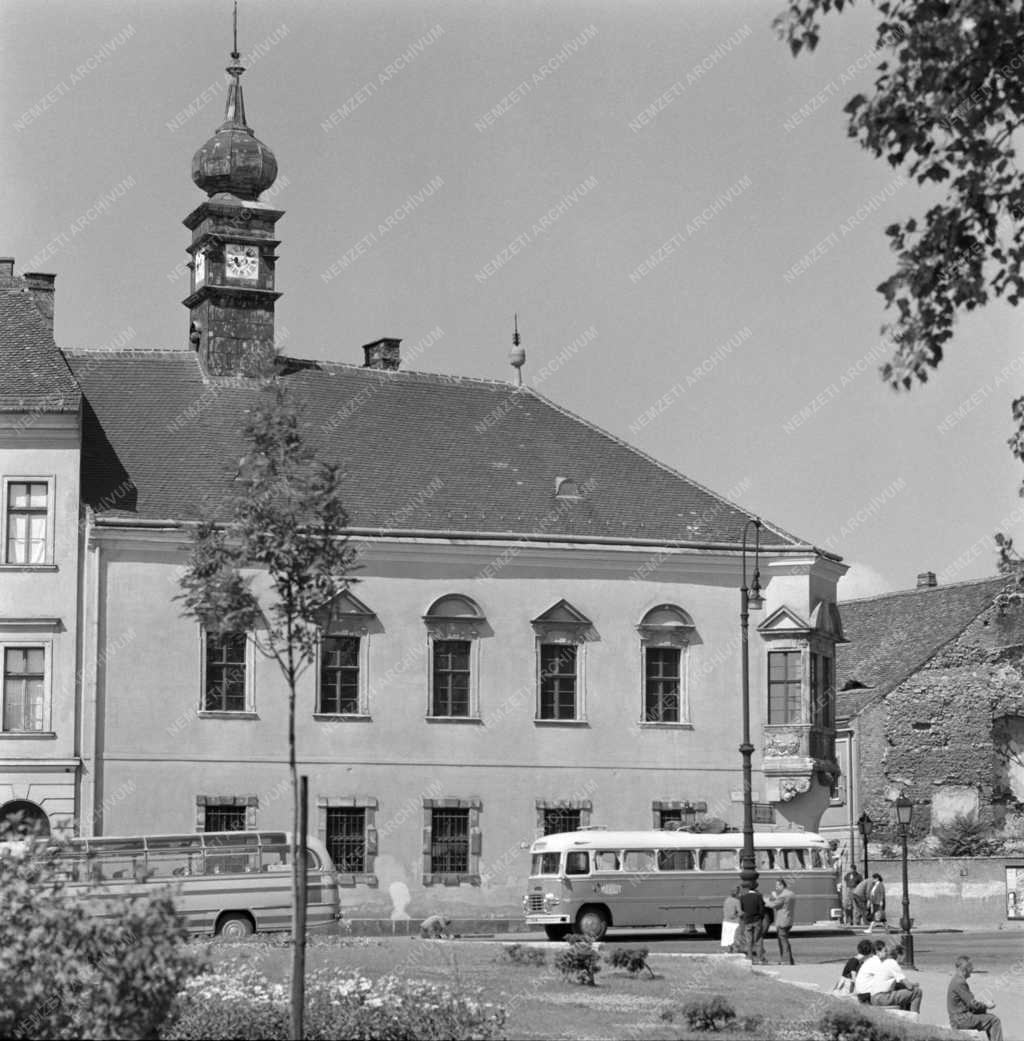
[
  {"x1": 63, "y1": 347, "x2": 192, "y2": 356},
  {"x1": 282, "y1": 355, "x2": 521, "y2": 390},
  {"x1": 840, "y1": 573, "x2": 1010, "y2": 605},
  {"x1": 520, "y1": 386, "x2": 808, "y2": 548}
]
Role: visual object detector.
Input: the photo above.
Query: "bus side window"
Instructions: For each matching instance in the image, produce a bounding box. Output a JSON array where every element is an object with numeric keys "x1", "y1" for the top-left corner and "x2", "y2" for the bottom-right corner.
[
  {"x1": 565, "y1": 851, "x2": 589, "y2": 875},
  {"x1": 755, "y1": 849, "x2": 774, "y2": 871},
  {"x1": 657, "y1": 849, "x2": 694, "y2": 871},
  {"x1": 623, "y1": 849, "x2": 656, "y2": 872},
  {"x1": 594, "y1": 850, "x2": 620, "y2": 871},
  {"x1": 781, "y1": 848, "x2": 807, "y2": 870},
  {"x1": 809, "y1": 849, "x2": 825, "y2": 869},
  {"x1": 699, "y1": 850, "x2": 737, "y2": 871}
]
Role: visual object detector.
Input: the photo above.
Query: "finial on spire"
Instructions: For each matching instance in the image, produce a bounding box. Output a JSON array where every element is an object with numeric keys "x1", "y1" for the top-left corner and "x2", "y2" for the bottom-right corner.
[
  {"x1": 232, "y1": 1, "x2": 240, "y2": 60},
  {"x1": 224, "y1": 1, "x2": 248, "y2": 129},
  {"x1": 509, "y1": 313, "x2": 525, "y2": 385}
]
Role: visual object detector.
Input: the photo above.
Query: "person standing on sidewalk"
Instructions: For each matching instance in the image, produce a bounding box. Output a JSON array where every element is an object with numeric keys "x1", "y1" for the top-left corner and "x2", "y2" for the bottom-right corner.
[
  {"x1": 720, "y1": 885, "x2": 742, "y2": 953},
  {"x1": 738, "y1": 882, "x2": 767, "y2": 963},
  {"x1": 864, "y1": 873, "x2": 887, "y2": 933},
  {"x1": 766, "y1": 878, "x2": 796, "y2": 964},
  {"x1": 947, "y1": 955, "x2": 1002, "y2": 1041},
  {"x1": 842, "y1": 865, "x2": 862, "y2": 926}
]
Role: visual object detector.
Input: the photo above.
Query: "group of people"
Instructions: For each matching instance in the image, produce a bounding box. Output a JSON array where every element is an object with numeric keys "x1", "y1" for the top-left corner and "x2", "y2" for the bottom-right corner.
[
  {"x1": 839, "y1": 865, "x2": 889, "y2": 932},
  {"x1": 837, "y1": 940, "x2": 1002, "y2": 1040},
  {"x1": 721, "y1": 878, "x2": 797, "y2": 964}
]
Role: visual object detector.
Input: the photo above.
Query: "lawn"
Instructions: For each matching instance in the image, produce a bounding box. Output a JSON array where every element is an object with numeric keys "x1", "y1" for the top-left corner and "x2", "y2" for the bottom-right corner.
[{"x1": 206, "y1": 937, "x2": 970, "y2": 1041}]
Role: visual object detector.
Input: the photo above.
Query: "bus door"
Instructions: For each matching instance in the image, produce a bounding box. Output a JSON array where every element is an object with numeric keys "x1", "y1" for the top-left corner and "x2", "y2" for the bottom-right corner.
[
  {"x1": 618, "y1": 848, "x2": 661, "y2": 926},
  {"x1": 652, "y1": 847, "x2": 697, "y2": 926}
]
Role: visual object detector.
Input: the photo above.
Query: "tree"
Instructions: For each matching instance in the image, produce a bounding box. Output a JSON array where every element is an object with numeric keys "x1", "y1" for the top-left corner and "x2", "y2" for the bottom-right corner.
[
  {"x1": 775, "y1": 2, "x2": 1024, "y2": 484},
  {"x1": 177, "y1": 379, "x2": 355, "y2": 1040}
]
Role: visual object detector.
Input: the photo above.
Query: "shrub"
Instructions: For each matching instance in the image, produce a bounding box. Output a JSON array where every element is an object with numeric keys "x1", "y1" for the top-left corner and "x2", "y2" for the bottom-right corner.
[
  {"x1": 0, "y1": 836, "x2": 203, "y2": 1041},
  {"x1": 819, "y1": 1006, "x2": 903, "y2": 1041},
  {"x1": 933, "y1": 813, "x2": 1002, "y2": 857},
  {"x1": 679, "y1": 994, "x2": 736, "y2": 1032},
  {"x1": 162, "y1": 967, "x2": 507, "y2": 1040},
  {"x1": 503, "y1": 943, "x2": 547, "y2": 967},
  {"x1": 553, "y1": 935, "x2": 601, "y2": 986},
  {"x1": 604, "y1": 947, "x2": 653, "y2": 978}
]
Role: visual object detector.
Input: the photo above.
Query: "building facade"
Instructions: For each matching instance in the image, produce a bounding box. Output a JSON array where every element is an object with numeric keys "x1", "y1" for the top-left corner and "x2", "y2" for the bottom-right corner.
[{"x1": 1, "y1": 41, "x2": 848, "y2": 921}]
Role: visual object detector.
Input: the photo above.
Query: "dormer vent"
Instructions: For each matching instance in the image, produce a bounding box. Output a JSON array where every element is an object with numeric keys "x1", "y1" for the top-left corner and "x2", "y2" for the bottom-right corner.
[{"x1": 555, "y1": 476, "x2": 580, "y2": 499}]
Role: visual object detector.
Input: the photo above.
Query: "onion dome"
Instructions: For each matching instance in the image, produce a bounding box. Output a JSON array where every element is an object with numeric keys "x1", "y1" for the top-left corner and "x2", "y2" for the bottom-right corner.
[{"x1": 191, "y1": 54, "x2": 277, "y2": 200}]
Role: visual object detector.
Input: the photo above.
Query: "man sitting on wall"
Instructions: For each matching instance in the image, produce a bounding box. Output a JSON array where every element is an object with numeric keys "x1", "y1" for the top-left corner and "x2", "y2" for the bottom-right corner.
[
  {"x1": 947, "y1": 955, "x2": 1002, "y2": 1041},
  {"x1": 855, "y1": 941, "x2": 922, "y2": 1013}
]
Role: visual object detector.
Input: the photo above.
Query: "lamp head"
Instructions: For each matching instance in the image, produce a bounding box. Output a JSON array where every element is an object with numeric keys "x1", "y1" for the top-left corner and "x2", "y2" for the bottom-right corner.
[
  {"x1": 747, "y1": 572, "x2": 764, "y2": 611},
  {"x1": 858, "y1": 811, "x2": 873, "y2": 838},
  {"x1": 894, "y1": 794, "x2": 913, "y2": 827}
]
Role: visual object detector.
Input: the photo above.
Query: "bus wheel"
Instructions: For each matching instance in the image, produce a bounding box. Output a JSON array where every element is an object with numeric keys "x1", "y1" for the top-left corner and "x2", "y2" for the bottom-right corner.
[
  {"x1": 544, "y1": 924, "x2": 570, "y2": 941},
  {"x1": 216, "y1": 913, "x2": 255, "y2": 940},
  {"x1": 703, "y1": 923, "x2": 722, "y2": 940},
  {"x1": 575, "y1": 906, "x2": 609, "y2": 941}
]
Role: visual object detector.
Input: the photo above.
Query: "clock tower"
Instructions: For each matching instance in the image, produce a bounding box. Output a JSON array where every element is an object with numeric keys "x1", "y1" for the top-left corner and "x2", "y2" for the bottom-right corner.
[{"x1": 183, "y1": 23, "x2": 281, "y2": 377}]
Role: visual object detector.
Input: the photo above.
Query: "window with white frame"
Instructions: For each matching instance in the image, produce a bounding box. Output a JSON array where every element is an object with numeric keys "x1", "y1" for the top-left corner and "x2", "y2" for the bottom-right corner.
[
  {"x1": 2, "y1": 646, "x2": 47, "y2": 732},
  {"x1": 811, "y1": 652, "x2": 835, "y2": 729},
  {"x1": 423, "y1": 595, "x2": 485, "y2": 719},
  {"x1": 768, "y1": 649, "x2": 802, "y2": 724},
  {"x1": 202, "y1": 631, "x2": 250, "y2": 713},
  {"x1": 316, "y1": 590, "x2": 375, "y2": 717},
  {"x1": 532, "y1": 600, "x2": 592, "y2": 723},
  {"x1": 637, "y1": 604, "x2": 695, "y2": 724},
  {"x1": 3, "y1": 479, "x2": 52, "y2": 565}
]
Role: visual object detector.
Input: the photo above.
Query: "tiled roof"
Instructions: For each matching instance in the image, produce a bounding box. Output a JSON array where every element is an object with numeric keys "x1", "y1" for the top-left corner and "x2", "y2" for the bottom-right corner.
[
  {"x1": 836, "y1": 575, "x2": 1011, "y2": 721},
  {"x1": 65, "y1": 348, "x2": 812, "y2": 548},
  {"x1": 0, "y1": 284, "x2": 80, "y2": 412}
]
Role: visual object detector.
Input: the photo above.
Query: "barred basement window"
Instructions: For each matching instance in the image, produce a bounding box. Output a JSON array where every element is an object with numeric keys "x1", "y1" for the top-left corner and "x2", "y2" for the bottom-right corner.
[
  {"x1": 325, "y1": 807, "x2": 366, "y2": 872},
  {"x1": 542, "y1": 807, "x2": 581, "y2": 835},
  {"x1": 203, "y1": 805, "x2": 247, "y2": 832},
  {"x1": 430, "y1": 808, "x2": 469, "y2": 873}
]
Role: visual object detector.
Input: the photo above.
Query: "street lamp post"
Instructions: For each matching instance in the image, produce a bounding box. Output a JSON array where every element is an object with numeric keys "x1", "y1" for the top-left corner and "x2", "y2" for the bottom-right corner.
[
  {"x1": 894, "y1": 794, "x2": 916, "y2": 970},
  {"x1": 738, "y1": 518, "x2": 764, "y2": 893},
  {"x1": 857, "y1": 811, "x2": 873, "y2": 880}
]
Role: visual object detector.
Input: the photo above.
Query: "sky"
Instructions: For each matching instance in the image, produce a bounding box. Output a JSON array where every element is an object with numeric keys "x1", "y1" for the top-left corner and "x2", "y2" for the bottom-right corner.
[{"x1": 2, "y1": 0, "x2": 1020, "y2": 599}]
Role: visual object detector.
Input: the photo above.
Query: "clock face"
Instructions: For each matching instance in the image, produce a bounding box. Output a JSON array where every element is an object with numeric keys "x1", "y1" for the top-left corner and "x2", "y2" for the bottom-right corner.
[
  {"x1": 194, "y1": 249, "x2": 206, "y2": 288},
  {"x1": 225, "y1": 243, "x2": 259, "y2": 281}
]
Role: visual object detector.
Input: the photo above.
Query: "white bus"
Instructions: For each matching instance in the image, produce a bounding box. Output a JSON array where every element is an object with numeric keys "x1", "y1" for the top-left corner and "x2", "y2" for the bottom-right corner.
[
  {"x1": 42, "y1": 830, "x2": 341, "y2": 939},
  {"x1": 524, "y1": 828, "x2": 838, "y2": 940}
]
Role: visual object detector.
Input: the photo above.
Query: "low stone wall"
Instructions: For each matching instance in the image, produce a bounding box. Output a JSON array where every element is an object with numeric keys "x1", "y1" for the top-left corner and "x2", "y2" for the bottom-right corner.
[{"x1": 871, "y1": 856, "x2": 1024, "y2": 930}]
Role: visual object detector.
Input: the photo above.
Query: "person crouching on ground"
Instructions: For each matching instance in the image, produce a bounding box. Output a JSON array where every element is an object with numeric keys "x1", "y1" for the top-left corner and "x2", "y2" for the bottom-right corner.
[
  {"x1": 418, "y1": 913, "x2": 453, "y2": 939},
  {"x1": 738, "y1": 882, "x2": 767, "y2": 963},
  {"x1": 947, "y1": 955, "x2": 1002, "y2": 1041},
  {"x1": 855, "y1": 941, "x2": 922, "y2": 1013}
]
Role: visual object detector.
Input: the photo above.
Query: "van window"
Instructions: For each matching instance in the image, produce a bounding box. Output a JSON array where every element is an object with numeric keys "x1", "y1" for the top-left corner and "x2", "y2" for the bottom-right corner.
[
  {"x1": 565, "y1": 851, "x2": 589, "y2": 875},
  {"x1": 657, "y1": 849, "x2": 695, "y2": 871},
  {"x1": 780, "y1": 848, "x2": 807, "y2": 870},
  {"x1": 699, "y1": 850, "x2": 737, "y2": 871},
  {"x1": 594, "y1": 850, "x2": 620, "y2": 871},
  {"x1": 623, "y1": 849, "x2": 656, "y2": 872}
]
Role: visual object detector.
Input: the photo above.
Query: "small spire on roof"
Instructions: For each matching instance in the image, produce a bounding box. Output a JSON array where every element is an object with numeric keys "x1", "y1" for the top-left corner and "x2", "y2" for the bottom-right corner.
[
  {"x1": 224, "y1": 1, "x2": 248, "y2": 129},
  {"x1": 509, "y1": 313, "x2": 525, "y2": 386}
]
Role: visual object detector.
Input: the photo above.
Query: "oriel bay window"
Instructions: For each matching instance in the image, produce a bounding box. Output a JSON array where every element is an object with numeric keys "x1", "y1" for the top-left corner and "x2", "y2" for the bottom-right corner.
[
  {"x1": 637, "y1": 604, "x2": 695, "y2": 725},
  {"x1": 532, "y1": 600, "x2": 592, "y2": 723},
  {"x1": 767, "y1": 649, "x2": 802, "y2": 724},
  {"x1": 423, "y1": 595, "x2": 486, "y2": 720},
  {"x1": 811, "y1": 652, "x2": 835, "y2": 729}
]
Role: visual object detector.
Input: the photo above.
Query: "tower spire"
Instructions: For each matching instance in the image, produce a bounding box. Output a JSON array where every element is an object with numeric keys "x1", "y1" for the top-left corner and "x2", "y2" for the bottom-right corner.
[
  {"x1": 509, "y1": 314, "x2": 525, "y2": 386},
  {"x1": 223, "y1": 1, "x2": 248, "y2": 130}
]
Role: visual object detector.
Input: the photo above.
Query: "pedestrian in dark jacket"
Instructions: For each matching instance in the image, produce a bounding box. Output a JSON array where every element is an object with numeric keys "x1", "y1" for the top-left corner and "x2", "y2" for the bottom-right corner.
[
  {"x1": 947, "y1": 955, "x2": 1002, "y2": 1041},
  {"x1": 738, "y1": 883, "x2": 766, "y2": 963}
]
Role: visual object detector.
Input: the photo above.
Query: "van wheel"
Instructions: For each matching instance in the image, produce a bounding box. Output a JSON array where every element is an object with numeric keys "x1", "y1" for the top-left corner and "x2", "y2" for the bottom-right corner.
[
  {"x1": 544, "y1": 924, "x2": 570, "y2": 941},
  {"x1": 575, "y1": 906, "x2": 609, "y2": 940},
  {"x1": 216, "y1": 913, "x2": 255, "y2": 940},
  {"x1": 703, "y1": 923, "x2": 722, "y2": 939}
]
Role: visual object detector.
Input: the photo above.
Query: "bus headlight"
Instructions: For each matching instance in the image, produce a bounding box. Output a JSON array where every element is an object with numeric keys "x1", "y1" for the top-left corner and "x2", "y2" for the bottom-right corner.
[
  {"x1": 522, "y1": 896, "x2": 529, "y2": 913},
  {"x1": 543, "y1": 892, "x2": 560, "y2": 911}
]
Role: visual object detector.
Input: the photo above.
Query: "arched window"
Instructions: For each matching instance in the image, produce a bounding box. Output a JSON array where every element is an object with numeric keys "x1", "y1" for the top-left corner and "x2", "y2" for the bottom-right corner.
[
  {"x1": 637, "y1": 605, "x2": 695, "y2": 725},
  {"x1": 0, "y1": 799, "x2": 50, "y2": 839},
  {"x1": 423, "y1": 595, "x2": 486, "y2": 719}
]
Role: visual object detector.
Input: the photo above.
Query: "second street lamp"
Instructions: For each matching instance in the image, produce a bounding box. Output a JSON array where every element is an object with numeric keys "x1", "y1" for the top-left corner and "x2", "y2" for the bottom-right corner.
[
  {"x1": 894, "y1": 794, "x2": 916, "y2": 970},
  {"x1": 738, "y1": 517, "x2": 764, "y2": 893}
]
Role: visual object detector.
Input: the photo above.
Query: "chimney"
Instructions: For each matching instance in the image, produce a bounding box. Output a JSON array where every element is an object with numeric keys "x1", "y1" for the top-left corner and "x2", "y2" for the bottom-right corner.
[
  {"x1": 23, "y1": 272, "x2": 56, "y2": 333},
  {"x1": 362, "y1": 338, "x2": 401, "y2": 371},
  {"x1": 916, "y1": 571, "x2": 937, "y2": 589},
  {"x1": 0, "y1": 258, "x2": 14, "y2": 286}
]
